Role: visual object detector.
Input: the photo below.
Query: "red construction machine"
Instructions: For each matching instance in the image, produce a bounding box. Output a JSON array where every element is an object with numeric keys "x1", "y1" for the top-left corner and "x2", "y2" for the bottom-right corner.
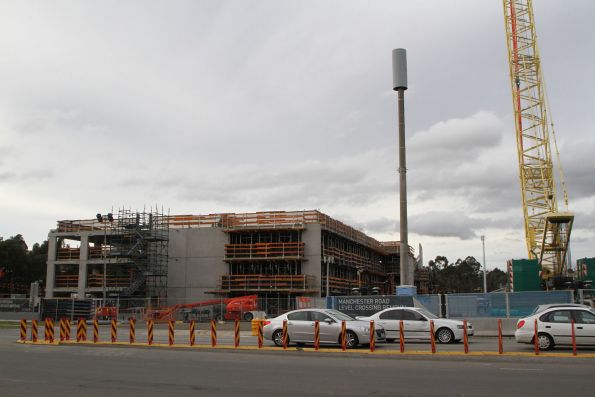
[{"x1": 146, "y1": 295, "x2": 264, "y2": 322}]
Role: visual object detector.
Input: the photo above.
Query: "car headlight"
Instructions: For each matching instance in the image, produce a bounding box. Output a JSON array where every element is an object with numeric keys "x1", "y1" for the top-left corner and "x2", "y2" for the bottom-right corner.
[
  {"x1": 457, "y1": 325, "x2": 464, "y2": 329},
  {"x1": 361, "y1": 327, "x2": 370, "y2": 333}
]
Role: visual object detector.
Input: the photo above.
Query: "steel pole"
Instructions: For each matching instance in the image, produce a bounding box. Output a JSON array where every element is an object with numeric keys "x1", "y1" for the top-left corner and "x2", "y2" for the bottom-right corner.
[
  {"x1": 398, "y1": 88, "x2": 410, "y2": 285},
  {"x1": 481, "y1": 235, "x2": 487, "y2": 293}
]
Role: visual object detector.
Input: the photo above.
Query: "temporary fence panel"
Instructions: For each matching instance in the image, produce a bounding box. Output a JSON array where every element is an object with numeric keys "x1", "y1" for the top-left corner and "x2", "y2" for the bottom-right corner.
[{"x1": 414, "y1": 295, "x2": 440, "y2": 316}]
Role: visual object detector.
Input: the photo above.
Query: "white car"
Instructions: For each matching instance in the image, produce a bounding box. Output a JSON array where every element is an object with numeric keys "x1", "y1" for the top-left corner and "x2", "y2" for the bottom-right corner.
[
  {"x1": 263, "y1": 308, "x2": 386, "y2": 348},
  {"x1": 515, "y1": 305, "x2": 595, "y2": 350},
  {"x1": 357, "y1": 307, "x2": 473, "y2": 344}
]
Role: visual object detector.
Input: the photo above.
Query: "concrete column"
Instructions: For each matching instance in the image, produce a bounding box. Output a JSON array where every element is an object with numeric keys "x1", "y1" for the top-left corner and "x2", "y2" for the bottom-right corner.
[
  {"x1": 45, "y1": 236, "x2": 58, "y2": 298},
  {"x1": 77, "y1": 234, "x2": 89, "y2": 299}
]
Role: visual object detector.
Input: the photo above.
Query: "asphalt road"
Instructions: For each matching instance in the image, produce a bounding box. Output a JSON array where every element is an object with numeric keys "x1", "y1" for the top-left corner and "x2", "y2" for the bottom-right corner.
[{"x1": 2, "y1": 329, "x2": 595, "y2": 397}]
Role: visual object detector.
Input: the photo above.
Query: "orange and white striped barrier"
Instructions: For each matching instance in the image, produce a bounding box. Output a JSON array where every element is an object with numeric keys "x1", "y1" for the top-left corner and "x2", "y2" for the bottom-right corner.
[
  {"x1": 399, "y1": 320, "x2": 405, "y2": 353},
  {"x1": 59, "y1": 318, "x2": 66, "y2": 341},
  {"x1": 369, "y1": 321, "x2": 375, "y2": 352},
  {"x1": 430, "y1": 320, "x2": 436, "y2": 354},
  {"x1": 19, "y1": 319, "x2": 27, "y2": 341},
  {"x1": 129, "y1": 318, "x2": 136, "y2": 344},
  {"x1": 257, "y1": 320, "x2": 264, "y2": 349},
  {"x1": 147, "y1": 319, "x2": 154, "y2": 345},
  {"x1": 571, "y1": 319, "x2": 577, "y2": 356},
  {"x1": 533, "y1": 319, "x2": 539, "y2": 355},
  {"x1": 111, "y1": 319, "x2": 117, "y2": 343},
  {"x1": 314, "y1": 320, "x2": 320, "y2": 351},
  {"x1": 44, "y1": 318, "x2": 50, "y2": 342},
  {"x1": 31, "y1": 319, "x2": 38, "y2": 342},
  {"x1": 498, "y1": 319, "x2": 503, "y2": 354},
  {"x1": 341, "y1": 321, "x2": 347, "y2": 351},
  {"x1": 210, "y1": 320, "x2": 217, "y2": 347},
  {"x1": 46, "y1": 318, "x2": 55, "y2": 343},
  {"x1": 189, "y1": 320, "x2": 195, "y2": 346},
  {"x1": 282, "y1": 320, "x2": 288, "y2": 350},
  {"x1": 463, "y1": 320, "x2": 469, "y2": 354},
  {"x1": 77, "y1": 318, "x2": 87, "y2": 342},
  {"x1": 168, "y1": 320, "x2": 175, "y2": 346},
  {"x1": 234, "y1": 319, "x2": 240, "y2": 348},
  {"x1": 93, "y1": 317, "x2": 99, "y2": 343},
  {"x1": 65, "y1": 319, "x2": 71, "y2": 340}
]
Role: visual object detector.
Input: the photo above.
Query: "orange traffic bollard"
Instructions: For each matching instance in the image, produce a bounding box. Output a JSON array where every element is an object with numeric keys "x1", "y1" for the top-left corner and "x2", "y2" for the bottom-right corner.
[
  {"x1": 168, "y1": 320, "x2": 175, "y2": 346},
  {"x1": 234, "y1": 319, "x2": 240, "y2": 348},
  {"x1": 341, "y1": 321, "x2": 347, "y2": 351},
  {"x1": 44, "y1": 318, "x2": 50, "y2": 342},
  {"x1": 93, "y1": 317, "x2": 99, "y2": 343},
  {"x1": 65, "y1": 319, "x2": 71, "y2": 340},
  {"x1": 533, "y1": 319, "x2": 539, "y2": 355},
  {"x1": 210, "y1": 320, "x2": 217, "y2": 347},
  {"x1": 129, "y1": 318, "x2": 136, "y2": 344},
  {"x1": 77, "y1": 318, "x2": 86, "y2": 342},
  {"x1": 430, "y1": 320, "x2": 436, "y2": 354},
  {"x1": 282, "y1": 320, "x2": 288, "y2": 350},
  {"x1": 111, "y1": 319, "x2": 117, "y2": 343},
  {"x1": 571, "y1": 319, "x2": 577, "y2": 356},
  {"x1": 257, "y1": 320, "x2": 264, "y2": 349},
  {"x1": 399, "y1": 320, "x2": 405, "y2": 353},
  {"x1": 463, "y1": 320, "x2": 469, "y2": 354},
  {"x1": 47, "y1": 318, "x2": 55, "y2": 343},
  {"x1": 31, "y1": 319, "x2": 38, "y2": 342},
  {"x1": 19, "y1": 319, "x2": 27, "y2": 341},
  {"x1": 498, "y1": 319, "x2": 503, "y2": 354},
  {"x1": 370, "y1": 321, "x2": 375, "y2": 352},
  {"x1": 147, "y1": 319, "x2": 154, "y2": 346},
  {"x1": 59, "y1": 318, "x2": 66, "y2": 341},
  {"x1": 189, "y1": 320, "x2": 195, "y2": 346},
  {"x1": 314, "y1": 320, "x2": 320, "y2": 351}
]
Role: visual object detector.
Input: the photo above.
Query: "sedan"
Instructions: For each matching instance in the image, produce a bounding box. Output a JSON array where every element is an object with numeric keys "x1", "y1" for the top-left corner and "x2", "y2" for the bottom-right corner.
[
  {"x1": 357, "y1": 307, "x2": 473, "y2": 344},
  {"x1": 515, "y1": 305, "x2": 595, "y2": 350},
  {"x1": 263, "y1": 308, "x2": 386, "y2": 348}
]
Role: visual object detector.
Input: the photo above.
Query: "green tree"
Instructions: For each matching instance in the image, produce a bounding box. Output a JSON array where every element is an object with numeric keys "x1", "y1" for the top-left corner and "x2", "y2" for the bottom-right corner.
[{"x1": 487, "y1": 268, "x2": 507, "y2": 292}]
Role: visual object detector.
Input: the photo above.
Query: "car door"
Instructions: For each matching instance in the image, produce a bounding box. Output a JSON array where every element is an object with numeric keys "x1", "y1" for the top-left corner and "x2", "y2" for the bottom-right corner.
[
  {"x1": 572, "y1": 309, "x2": 595, "y2": 345},
  {"x1": 376, "y1": 309, "x2": 401, "y2": 340},
  {"x1": 540, "y1": 309, "x2": 572, "y2": 345},
  {"x1": 402, "y1": 309, "x2": 429, "y2": 340},
  {"x1": 311, "y1": 311, "x2": 340, "y2": 344},
  {"x1": 286, "y1": 311, "x2": 311, "y2": 342}
]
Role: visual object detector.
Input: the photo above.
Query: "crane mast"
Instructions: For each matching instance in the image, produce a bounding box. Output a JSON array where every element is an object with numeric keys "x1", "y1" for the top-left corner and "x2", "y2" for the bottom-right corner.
[{"x1": 502, "y1": 0, "x2": 573, "y2": 279}]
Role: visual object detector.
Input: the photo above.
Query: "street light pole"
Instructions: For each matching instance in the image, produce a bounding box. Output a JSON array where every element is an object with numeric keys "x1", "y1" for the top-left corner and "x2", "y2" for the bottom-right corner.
[{"x1": 481, "y1": 235, "x2": 487, "y2": 293}]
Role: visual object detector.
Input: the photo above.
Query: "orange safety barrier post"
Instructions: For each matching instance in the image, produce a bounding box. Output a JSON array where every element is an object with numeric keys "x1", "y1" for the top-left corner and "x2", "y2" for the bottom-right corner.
[
  {"x1": 59, "y1": 318, "x2": 66, "y2": 341},
  {"x1": 147, "y1": 319, "x2": 154, "y2": 346},
  {"x1": 571, "y1": 319, "x2": 577, "y2": 356},
  {"x1": 168, "y1": 320, "x2": 175, "y2": 346},
  {"x1": 47, "y1": 318, "x2": 55, "y2": 343},
  {"x1": 31, "y1": 319, "x2": 38, "y2": 342},
  {"x1": 93, "y1": 317, "x2": 99, "y2": 343},
  {"x1": 463, "y1": 320, "x2": 469, "y2": 353},
  {"x1": 189, "y1": 320, "x2": 195, "y2": 346},
  {"x1": 77, "y1": 318, "x2": 86, "y2": 342},
  {"x1": 257, "y1": 320, "x2": 264, "y2": 349},
  {"x1": 20, "y1": 319, "x2": 27, "y2": 341},
  {"x1": 533, "y1": 319, "x2": 539, "y2": 355},
  {"x1": 341, "y1": 320, "x2": 347, "y2": 351},
  {"x1": 282, "y1": 320, "x2": 288, "y2": 350},
  {"x1": 399, "y1": 320, "x2": 405, "y2": 353},
  {"x1": 44, "y1": 318, "x2": 50, "y2": 342},
  {"x1": 210, "y1": 320, "x2": 217, "y2": 347},
  {"x1": 111, "y1": 319, "x2": 117, "y2": 343},
  {"x1": 129, "y1": 318, "x2": 136, "y2": 344},
  {"x1": 234, "y1": 319, "x2": 240, "y2": 348},
  {"x1": 65, "y1": 319, "x2": 71, "y2": 340},
  {"x1": 498, "y1": 319, "x2": 503, "y2": 354},
  {"x1": 314, "y1": 320, "x2": 320, "y2": 351},
  {"x1": 430, "y1": 320, "x2": 436, "y2": 354},
  {"x1": 370, "y1": 321, "x2": 375, "y2": 352}
]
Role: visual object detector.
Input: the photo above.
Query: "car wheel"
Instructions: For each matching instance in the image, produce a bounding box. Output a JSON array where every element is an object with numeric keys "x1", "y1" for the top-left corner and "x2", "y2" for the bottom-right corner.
[
  {"x1": 343, "y1": 330, "x2": 359, "y2": 349},
  {"x1": 537, "y1": 333, "x2": 554, "y2": 351},
  {"x1": 272, "y1": 330, "x2": 286, "y2": 347},
  {"x1": 243, "y1": 312, "x2": 254, "y2": 321},
  {"x1": 436, "y1": 328, "x2": 455, "y2": 344}
]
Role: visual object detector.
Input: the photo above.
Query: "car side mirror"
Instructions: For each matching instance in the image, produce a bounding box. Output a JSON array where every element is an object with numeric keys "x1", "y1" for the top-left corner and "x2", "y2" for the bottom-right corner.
[{"x1": 324, "y1": 318, "x2": 334, "y2": 324}]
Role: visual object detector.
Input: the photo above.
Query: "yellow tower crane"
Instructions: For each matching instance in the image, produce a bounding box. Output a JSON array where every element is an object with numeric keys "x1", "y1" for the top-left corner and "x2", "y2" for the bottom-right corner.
[{"x1": 502, "y1": 0, "x2": 573, "y2": 279}]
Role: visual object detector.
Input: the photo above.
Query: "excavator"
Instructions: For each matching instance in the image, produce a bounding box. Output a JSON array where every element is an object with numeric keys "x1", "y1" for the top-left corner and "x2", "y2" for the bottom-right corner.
[{"x1": 146, "y1": 295, "x2": 263, "y2": 322}]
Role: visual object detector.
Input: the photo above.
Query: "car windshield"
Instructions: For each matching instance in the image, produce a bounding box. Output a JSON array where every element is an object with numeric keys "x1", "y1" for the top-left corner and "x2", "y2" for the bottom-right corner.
[
  {"x1": 417, "y1": 308, "x2": 438, "y2": 319},
  {"x1": 324, "y1": 310, "x2": 355, "y2": 321}
]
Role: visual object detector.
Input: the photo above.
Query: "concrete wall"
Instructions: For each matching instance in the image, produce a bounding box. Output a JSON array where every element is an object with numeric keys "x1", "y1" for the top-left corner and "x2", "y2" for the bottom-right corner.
[
  {"x1": 302, "y1": 224, "x2": 322, "y2": 297},
  {"x1": 167, "y1": 228, "x2": 227, "y2": 302}
]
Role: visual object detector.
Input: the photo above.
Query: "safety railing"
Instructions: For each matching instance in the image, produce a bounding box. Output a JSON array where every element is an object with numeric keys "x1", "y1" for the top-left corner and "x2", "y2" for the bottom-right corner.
[
  {"x1": 219, "y1": 274, "x2": 315, "y2": 292},
  {"x1": 224, "y1": 242, "x2": 305, "y2": 260}
]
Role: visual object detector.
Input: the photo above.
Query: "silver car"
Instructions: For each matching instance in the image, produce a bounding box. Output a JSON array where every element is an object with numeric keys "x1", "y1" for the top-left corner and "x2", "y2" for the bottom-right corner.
[{"x1": 263, "y1": 308, "x2": 386, "y2": 348}]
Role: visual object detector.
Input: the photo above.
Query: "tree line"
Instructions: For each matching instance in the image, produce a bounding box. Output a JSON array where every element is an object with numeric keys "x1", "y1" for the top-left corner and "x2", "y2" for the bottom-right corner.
[
  {"x1": 0, "y1": 235, "x2": 48, "y2": 294},
  {"x1": 427, "y1": 255, "x2": 507, "y2": 293}
]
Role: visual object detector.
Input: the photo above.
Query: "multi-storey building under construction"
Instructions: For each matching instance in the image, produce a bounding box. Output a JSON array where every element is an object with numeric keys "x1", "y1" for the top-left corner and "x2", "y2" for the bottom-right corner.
[{"x1": 45, "y1": 210, "x2": 428, "y2": 313}]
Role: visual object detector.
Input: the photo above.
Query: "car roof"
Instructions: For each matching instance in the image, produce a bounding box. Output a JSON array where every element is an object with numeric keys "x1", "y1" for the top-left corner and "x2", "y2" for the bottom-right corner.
[{"x1": 534, "y1": 304, "x2": 590, "y2": 313}]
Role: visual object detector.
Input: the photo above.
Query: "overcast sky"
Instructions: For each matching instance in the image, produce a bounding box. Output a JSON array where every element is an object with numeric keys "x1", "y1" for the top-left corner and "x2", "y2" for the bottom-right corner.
[{"x1": 1, "y1": 1, "x2": 593, "y2": 270}]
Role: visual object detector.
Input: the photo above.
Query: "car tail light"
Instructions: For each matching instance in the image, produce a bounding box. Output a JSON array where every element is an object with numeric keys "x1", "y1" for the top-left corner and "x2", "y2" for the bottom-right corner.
[
  {"x1": 517, "y1": 320, "x2": 525, "y2": 329},
  {"x1": 264, "y1": 321, "x2": 271, "y2": 326}
]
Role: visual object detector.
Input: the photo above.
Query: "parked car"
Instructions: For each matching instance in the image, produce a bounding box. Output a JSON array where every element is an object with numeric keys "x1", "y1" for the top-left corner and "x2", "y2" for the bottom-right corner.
[
  {"x1": 263, "y1": 309, "x2": 386, "y2": 348},
  {"x1": 530, "y1": 303, "x2": 590, "y2": 315},
  {"x1": 356, "y1": 307, "x2": 473, "y2": 344},
  {"x1": 515, "y1": 305, "x2": 595, "y2": 350}
]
